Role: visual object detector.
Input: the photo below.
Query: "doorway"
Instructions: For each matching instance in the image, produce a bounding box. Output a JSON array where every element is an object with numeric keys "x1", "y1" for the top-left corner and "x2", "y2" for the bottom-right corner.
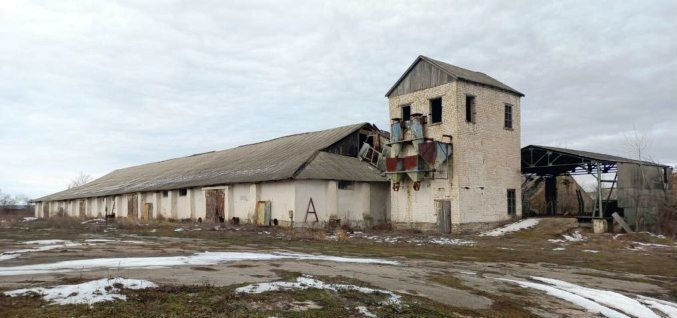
[
  {"x1": 205, "y1": 189, "x2": 225, "y2": 223},
  {"x1": 436, "y1": 200, "x2": 451, "y2": 234}
]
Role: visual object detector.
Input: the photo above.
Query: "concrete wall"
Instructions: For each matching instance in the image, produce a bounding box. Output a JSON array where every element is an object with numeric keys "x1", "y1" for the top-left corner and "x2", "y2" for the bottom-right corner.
[
  {"x1": 35, "y1": 180, "x2": 390, "y2": 230},
  {"x1": 259, "y1": 181, "x2": 296, "y2": 224},
  {"x1": 388, "y1": 79, "x2": 522, "y2": 232}
]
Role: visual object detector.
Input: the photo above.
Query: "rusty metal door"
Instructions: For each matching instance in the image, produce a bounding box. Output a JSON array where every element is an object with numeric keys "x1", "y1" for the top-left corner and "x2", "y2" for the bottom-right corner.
[
  {"x1": 436, "y1": 200, "x2": 451, "y2": 234},
  {"x1": 206, "y1": 190, "x2": 225, "y2": 223},
  {"x1": 128, "y1": 194, "x2": 138, "y2": 218},
  {"x1": 79, "y1": 200, "x2": 86, "y2": 218}
]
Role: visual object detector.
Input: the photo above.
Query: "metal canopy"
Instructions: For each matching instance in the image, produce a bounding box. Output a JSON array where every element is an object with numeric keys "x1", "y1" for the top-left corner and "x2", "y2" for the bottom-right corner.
[
  {"x1": 521, "y1": 145, "x2": 667, "y2": 176},
  {"x1": 521, "y1": 145, "x2": 669, "y2": 219}
]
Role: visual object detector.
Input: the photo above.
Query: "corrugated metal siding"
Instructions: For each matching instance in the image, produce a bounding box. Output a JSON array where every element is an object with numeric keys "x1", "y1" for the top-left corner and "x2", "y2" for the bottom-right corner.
[{"x1": 37, "y1": 123, "x2": 387, "y2": 201}]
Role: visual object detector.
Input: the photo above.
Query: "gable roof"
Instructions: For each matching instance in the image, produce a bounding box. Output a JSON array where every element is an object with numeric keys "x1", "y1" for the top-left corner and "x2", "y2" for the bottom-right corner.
[
  {"x1": 385, "y1": 55, "x2": 524, "y2": 97},
  {"x1": 36, "y1": 123, "x2": 387, "y2": 202}
]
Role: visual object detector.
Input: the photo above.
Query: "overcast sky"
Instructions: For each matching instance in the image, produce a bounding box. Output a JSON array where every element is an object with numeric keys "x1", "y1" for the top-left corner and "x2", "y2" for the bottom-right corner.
[{"x1": 1, "y1": 0, "x2": 675, "y2": 198}]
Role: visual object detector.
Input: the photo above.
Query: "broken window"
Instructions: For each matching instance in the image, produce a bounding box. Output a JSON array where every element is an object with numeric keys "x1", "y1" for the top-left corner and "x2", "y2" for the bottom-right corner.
[
  {"x1": 401, "y1": 105, "x2": 411, "y2": 121},
  {"x1": 338, "y1": 180, "x2": 354, "y2": 190},
  {"x1": 178, "y1": 188, "x2": 187, "y2": 196},
  {"x1": 507, "y1": 189, "x2": 516, "y2": 215},
  {"x1": 504, "y1": 104, "x2": 513, "y2": 129},
  {"x1": 465, "y1": 95, "x2": 475, "y2": 123},
  {"x1": 162, "y1": 191, "x2": 168, "y2": 198},
  {"x1": 430, "y1": 97, "x2": 442, "y2": 123}
]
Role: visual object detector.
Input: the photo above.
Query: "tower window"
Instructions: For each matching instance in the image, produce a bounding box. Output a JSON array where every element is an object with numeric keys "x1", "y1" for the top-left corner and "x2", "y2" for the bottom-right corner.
[
  {"x1": 465, "y1": 95, "x2": 475, "y2": 123},
  {"x1": 430, "y1": 98, "x2": 442, "y2": 123},
  {"x1": 162, "y1": 191, "x2": 168, "y2": 198},
  {"x1": 401, "y1": 105, "x2": 411, "y2": 121},
  {"x1": 179, "y1": 188, "x2": 188, "y2": 196},
  {"x1": 504, "y1": 104, "x2": 513, "y2": 129}
]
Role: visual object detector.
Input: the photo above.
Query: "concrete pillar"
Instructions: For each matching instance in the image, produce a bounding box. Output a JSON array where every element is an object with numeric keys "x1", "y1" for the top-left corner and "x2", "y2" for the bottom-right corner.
[
  {"x1": 188, "y1": 188, "x2": 196, "y2": 220},
  {"x1": 326, "y1": 181, "x2": 338, "y2": 219},
  {"x1": 170, "y1": 191, "x2": 178, "y2": 219}
]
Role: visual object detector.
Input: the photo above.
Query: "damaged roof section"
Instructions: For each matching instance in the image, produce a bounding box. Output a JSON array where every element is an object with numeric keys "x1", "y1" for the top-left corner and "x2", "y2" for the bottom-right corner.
[{"x1": 37, "y1": 123, "x2": 387, "y2": 202}]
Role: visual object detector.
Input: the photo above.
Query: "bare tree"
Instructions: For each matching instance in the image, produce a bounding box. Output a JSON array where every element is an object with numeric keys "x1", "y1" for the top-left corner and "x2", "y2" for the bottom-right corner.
[
  {"x1": 0, "y1": 189, "x2": 16, "y2": 206},
  {"x1": 68, "y1": 172, "x2": 93, "y2": 189}
]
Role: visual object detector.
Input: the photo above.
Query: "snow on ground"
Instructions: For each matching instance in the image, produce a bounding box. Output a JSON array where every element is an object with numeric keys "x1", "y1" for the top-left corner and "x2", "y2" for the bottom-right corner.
[
  {"x1": 0, "y1": 254, "x2": 19, "y2": 261},
  {"x1": 582, "y1": 250, "x2": 599, "y2": 253},
  {"x1": 628, "y1": 241, "x2": 674, "y2": 251},
  {"x1": 356, "y1": 305, "x2": 377, "y2": 317},
  {"x1": 4, "y1": 277, "x2": 157, "y2": 305},
  {"x1": 532, "y1": 277, "x2": 660, "y2": 318},
  {"x1": 81, "y1": 218, "x2": 106, "y2": 224},
  {"x1": 236, "y1": 275, "x2": 402, "y2": 306},
  {"x1": 23, "y1": 239, "x2": 71, "y2": 245},
  {"x1": 549, "y1": 231, "x2": 585, "y2": 244},
  {"x1": 20, "y1": 217, "x2": 37, "y2": 222},
  {"x1": 478, "y1": 219, "x2": 540, "y2": 237},
  {"x1": 499, "y1": 278, "x2": 630, "y2": 318},
  {"x1": 637, "y1": 296, "x2": 677, "y2": 318},
  {"x1": 500, "y1": 276, "x2": 677, "y2": 318},
  {"x1": 347, "y1": 232, "x2": 475, "y2": 246},
  {"x1": 1, "y1": 240, "x2": 83, "y2": 262},
  {"x1": 0, "y1": 251, "x2": 398, "y2": 276}
]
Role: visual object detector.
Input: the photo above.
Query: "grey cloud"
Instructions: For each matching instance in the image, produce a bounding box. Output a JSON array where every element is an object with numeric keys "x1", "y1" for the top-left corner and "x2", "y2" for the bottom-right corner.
[{"x1": 0, "y1": 0, "x2": 675, "y2": 198}]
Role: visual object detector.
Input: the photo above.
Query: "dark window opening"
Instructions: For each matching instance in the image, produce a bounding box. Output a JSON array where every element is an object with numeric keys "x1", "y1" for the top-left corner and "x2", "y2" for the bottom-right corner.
[
  {"x1": 178, "y1": 188, "x2": 188, "y2": 196},
  {"x1": 504, "y1": 104, "x2": 513, "y2": 129},
  {"x1": 338, "y1": 180, "x2": 354, "y2": 190},
  {"x1": 430, "y1": 98, "x2": 442, "y2": 123},
  {"x1": 507, "y1": 189, "x2": 516, "y2": 215},
  {"x1": 465, "y1": 95, "x2": 475, "y2": 123},
  {"x1": 162, "y1": 191, "x2": 168, "y2": 198},
  {"x1": 401, "y1": 105, "x2": 411, "y2": 121}
]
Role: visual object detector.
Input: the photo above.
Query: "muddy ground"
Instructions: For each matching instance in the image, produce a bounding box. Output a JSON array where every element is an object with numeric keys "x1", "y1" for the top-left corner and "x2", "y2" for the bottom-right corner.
[{"x1": 0, "y1": 217, "x2": 675, "y2": 317}]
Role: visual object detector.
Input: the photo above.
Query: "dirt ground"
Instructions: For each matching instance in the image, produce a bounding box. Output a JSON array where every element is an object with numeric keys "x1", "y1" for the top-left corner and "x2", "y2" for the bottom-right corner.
[{"x1": 0, "y1": 216, "x2": 675, "y2": 317}]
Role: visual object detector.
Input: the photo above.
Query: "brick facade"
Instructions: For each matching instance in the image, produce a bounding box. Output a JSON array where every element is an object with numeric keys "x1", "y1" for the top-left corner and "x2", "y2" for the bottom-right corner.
[{"x1": 388, "y1": 77, "x2": 522, "y2": 232}]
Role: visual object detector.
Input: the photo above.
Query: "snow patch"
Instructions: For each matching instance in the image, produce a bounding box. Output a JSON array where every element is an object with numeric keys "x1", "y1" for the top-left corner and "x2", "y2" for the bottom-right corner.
[
  {"x1": 636, "y1": 295, "x2": 677, "y2": 318},
  {"x1": 0, "y1": 251, "x2": 398, "y2": 276},
  {"x1": 20, "y1": 217, "x2": 38, "y2": 222},
  {"x1": 348, "y1": 233, "x2": 474, "y2": 246},
  {"x1": 532, "y1": 277, "x2": 660, "y2": 318},
  {"x1": 479, "y1": 219, "x2": 540, "y2": 237},
  {"x1": 2, "y1": 241, "x2": 83, "y2": 262},
  {"x1": 500, "y1": 276, "x2": 672, "y2": 318},
  {"x1": 4, "y1": 277, "x2": 156, "y2": 305},
  {"x1": 552, "y1": 247, "x2": 566, "y2": 251},
  {"x1": 81, "y1": 218, "x2": 105, "y2": 224},
  {"x1": 499, "y1": 278, "x2": 630, "y2": 318},
  {"x1": 23, "y1": 239, "x2": 71, "y2": 245},
  {"x1": 356, "y1": 305, "x2": 377, "y2": 317},
  {"x1": 236, "y1": 275, "x2": 401, "y2": 306},
  {"x1": 582, "y1": 250, "x2": 599, "y2": 253}
]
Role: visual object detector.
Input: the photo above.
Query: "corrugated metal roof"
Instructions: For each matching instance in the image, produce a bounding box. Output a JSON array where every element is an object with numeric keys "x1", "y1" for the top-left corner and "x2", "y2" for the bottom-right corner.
[
  {"x1": 296, "y1": 151, "x2": 387, "y2": 182},
  {"x1": 36, "y1": 123, "x2": 387, "y2": 202},
  {"x1": 386, "y1": 55, "x2": 524, "y2": 97},
  {"x1": 525, "y1": 145, "x2": 669, "y2": 167}
]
